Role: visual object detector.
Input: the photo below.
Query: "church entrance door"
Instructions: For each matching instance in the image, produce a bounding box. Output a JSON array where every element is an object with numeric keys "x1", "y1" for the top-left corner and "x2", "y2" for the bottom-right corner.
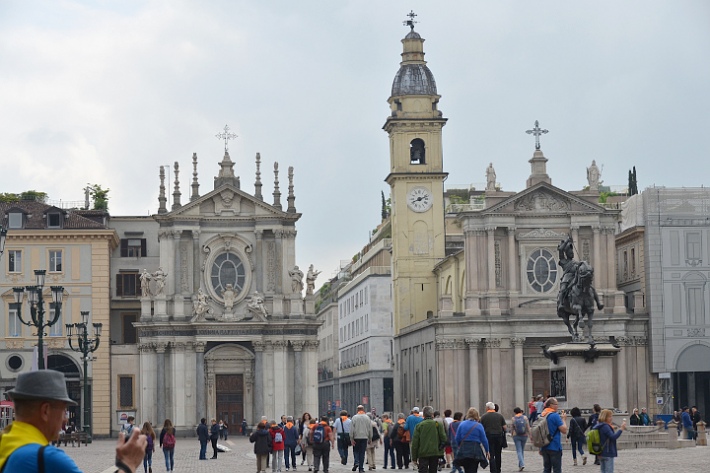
[
  {"x1": 216, "y1": 374, "x2": 243, "y2": 436},
  {"x1": 532, "y1": 369, "x2": 550, "y2": 398}
]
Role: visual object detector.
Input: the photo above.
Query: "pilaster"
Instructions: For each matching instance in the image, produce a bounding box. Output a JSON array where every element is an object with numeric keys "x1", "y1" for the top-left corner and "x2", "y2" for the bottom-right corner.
[
  {"x1": 465, "y1": 338, "x2": 482, "y2": 410},
  {"x1": 511, "y1": 337, "x2": 526, "y2": 410},
  {"x1": 253, "y1": 341, "x2": 265, "y2": 423}
]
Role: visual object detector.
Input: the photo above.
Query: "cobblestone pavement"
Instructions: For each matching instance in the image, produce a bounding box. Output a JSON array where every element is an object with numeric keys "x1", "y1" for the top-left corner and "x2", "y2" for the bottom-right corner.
[{"x1": 65, "y1": 436, "x2": 707, "y2": 473}]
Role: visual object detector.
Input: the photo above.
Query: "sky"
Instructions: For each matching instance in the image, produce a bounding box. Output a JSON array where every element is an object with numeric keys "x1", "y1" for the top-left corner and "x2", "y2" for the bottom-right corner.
[{"x1": 1, "y1": 1, "x2": 709, "y2": 286}]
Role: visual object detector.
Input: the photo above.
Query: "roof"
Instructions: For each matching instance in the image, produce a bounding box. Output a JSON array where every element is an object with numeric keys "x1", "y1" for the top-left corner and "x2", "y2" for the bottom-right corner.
[
  {"x1": 0, "y1": 201, "x2": 108, "y2": 230},
  {"x1": 391, "y1": 63, "x2": 438, "y2": 96}
]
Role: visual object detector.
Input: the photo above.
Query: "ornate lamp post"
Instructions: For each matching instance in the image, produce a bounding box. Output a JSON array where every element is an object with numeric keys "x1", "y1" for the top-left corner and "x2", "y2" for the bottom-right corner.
[
  {"x1": 12, "y1": 270, "x2": 64, "y2": 369},
  {"x1": 66, "y1": 311, "x2": 102, "y2": 440},
  {"x1": 0, "y1": 224, "x2": 8, "y2": 258}
]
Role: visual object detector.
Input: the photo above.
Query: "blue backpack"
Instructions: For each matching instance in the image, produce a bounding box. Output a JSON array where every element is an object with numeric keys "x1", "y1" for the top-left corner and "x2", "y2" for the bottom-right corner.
[{"x1": 312, "y1": 425, "x2": 326, "y2": 444}]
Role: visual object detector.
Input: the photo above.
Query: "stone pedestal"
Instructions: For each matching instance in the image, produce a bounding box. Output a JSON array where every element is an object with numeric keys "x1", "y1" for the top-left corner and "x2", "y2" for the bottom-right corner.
[
  {"x1": 696, "y1": 421, "x2": 707, "y2": 446},
  {"x1": 289, "y1": 294, "x2": 304, "y2": 317},
  {"x1": 544, "y1": 342, "x2": 621, "y2": 411},
  {"x1": 140, "y1": 297, "x2": 152, "y2": 321},
  {"x1": 154, "y1": 295, "x2": 168, "y2": 321},
  {"x1": 304, "y1": 296, "x2": 316, "y2": 317}
]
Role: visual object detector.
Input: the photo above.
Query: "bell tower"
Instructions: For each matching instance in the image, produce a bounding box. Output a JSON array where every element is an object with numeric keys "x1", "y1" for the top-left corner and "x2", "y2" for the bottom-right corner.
[{"x1": 384, "y1": 15, "x2": 447, "y2": 335}]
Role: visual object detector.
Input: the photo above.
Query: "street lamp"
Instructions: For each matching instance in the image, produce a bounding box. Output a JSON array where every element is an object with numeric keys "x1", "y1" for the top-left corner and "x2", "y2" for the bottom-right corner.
[
  {"x1": 66, "y1": 311, "x2": 102, "y2": 440},
  {"x1": 12, "y1": 270, "x2": 64, "y2": 369},
  {"x1": 0, "y1": 224, "x2": 7, "y2": 258}
]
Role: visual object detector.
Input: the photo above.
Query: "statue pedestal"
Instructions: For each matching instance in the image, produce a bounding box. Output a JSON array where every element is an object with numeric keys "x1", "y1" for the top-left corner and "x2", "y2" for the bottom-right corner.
[
  {"x1": 544, "y1": 342, "x2": 620, "y2": 410},
  {"x1": 154, "y1": 295, "x2": 168, "y2": 321},
  {"x1": 140, "y1": 297, "x2": 152, "y2": 321},
  {"x1": 289, "y1": 294, "x2": 304, "y2": 317},
  {"x1": 304, "y1": 295, "x2": 316, "y2": 317}
]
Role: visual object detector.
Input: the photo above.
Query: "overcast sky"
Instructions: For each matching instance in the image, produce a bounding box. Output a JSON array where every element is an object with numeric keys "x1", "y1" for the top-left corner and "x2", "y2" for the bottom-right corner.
[{"x1": 1, "y1": 1, "x2": 709, "y2": 284}]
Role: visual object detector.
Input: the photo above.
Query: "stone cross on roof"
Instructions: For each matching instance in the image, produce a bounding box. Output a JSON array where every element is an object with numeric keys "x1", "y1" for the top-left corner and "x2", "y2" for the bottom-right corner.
[
  {"x1": 216, "y1": 124, "x2": 238, "y2": 152},
  {"x1": 526, "y1": 120, "x2": 549, "y2": 150}
]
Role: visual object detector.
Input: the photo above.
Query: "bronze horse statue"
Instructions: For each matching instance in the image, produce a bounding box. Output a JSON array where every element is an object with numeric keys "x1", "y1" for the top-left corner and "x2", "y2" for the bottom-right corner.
[{"x1": 557, "y1": 261, "x2": 599, "y2": 343}]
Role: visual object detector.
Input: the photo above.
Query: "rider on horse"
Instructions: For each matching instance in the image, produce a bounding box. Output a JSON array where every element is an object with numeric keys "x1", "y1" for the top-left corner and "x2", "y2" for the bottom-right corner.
[{"x1": 557, "y1": 235, "x2": 604, "y2": 312}]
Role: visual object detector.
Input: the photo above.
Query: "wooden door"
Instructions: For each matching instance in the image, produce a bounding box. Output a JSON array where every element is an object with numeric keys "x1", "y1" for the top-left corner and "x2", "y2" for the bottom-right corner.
[
  {"x1": 532, "y1": 369, "x2": 550, "y2": 399},
  {"x1": 216, "y1": 374, "x2": 243, "y2": 435}
]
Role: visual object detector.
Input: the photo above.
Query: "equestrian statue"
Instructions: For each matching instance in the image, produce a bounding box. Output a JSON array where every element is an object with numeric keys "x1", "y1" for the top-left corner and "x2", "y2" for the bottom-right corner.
[{"x1": 557, "y1": 235, "x2": 604, "y2": 343}]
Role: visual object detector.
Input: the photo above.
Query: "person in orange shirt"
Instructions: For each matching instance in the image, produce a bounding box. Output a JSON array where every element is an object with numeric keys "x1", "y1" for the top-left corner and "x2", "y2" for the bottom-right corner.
[{"x1": 310, "y1": 415, "x2": 335, "y2": 473}]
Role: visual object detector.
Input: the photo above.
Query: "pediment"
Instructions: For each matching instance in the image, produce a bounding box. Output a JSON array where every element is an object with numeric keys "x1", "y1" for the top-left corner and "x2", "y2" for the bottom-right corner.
[
  {"x1": 158, "y1": 185, "x2": 299, "y2": 221},
  {"x1": 483, "y1": 183, "x2": 607, "y2": 215}
]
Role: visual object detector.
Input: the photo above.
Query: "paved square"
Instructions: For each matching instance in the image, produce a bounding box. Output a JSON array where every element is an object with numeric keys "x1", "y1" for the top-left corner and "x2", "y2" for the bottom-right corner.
[{"x1": 64, "y1": 436, "x2": 707, "y2": 473}]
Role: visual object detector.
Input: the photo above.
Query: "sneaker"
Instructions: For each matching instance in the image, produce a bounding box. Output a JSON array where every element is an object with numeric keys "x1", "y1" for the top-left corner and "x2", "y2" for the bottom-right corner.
[
  {"x1": 573, "y1": 459, "x2": 577, "y2": 466},
  {"x1": 353, "y1": 467, "x2": 358, "y2": 472},
  {"x1": 582, "y1": 456, "x2": 587, "y2": 465}
]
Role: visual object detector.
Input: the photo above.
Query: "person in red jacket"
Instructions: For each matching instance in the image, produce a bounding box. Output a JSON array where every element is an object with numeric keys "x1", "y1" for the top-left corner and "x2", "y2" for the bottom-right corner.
[{"x1": 270, "y1": 421, "x2": 286, "y2": 472}]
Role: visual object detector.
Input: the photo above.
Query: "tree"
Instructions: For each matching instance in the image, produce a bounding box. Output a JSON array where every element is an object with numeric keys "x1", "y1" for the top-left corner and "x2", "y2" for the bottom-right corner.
[
  {"x1": 88, "y1": 184, "x2": 110, "y2": 210},
  {"x1": 628, "y1": 167, "x2": 638, "y2": 196},
  {"x1": 381, "y1": 191, "x2": 391, "y2": 220},
  {"x1": 0, "y1": 190, "x2": 48, "y2": 203}
]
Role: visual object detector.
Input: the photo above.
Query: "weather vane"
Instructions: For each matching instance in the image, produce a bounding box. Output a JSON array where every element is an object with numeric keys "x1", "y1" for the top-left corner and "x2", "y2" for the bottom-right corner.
[
  {"x1": 525, "y1": 120, "x2": 549, "y2": 150},
  {"x1": 403, "y1": 10, "x2": 418, "y2": 30},
  {"x1": 216, "y1": 124, "x2": 238, "y2": 152}
]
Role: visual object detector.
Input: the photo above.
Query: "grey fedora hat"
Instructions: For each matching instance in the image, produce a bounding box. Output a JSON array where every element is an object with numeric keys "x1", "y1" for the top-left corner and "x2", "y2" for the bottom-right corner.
[{"x1": 7, "y1": 370, "x2": 77, "y2": 405}]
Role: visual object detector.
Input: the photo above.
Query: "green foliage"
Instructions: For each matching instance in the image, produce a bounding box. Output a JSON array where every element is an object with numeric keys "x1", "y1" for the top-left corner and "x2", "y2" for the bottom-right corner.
[
  {"x1": 0, "y1": 193, "x2": 20, "y2": 203},
  {"x1": 598, "y1": 191, "x2": 619, "y2": 204},
  {"x1": 0, "y1": 190, "x2": 48, "y2": 203},
  {"x1": 88, "y1": 184, "x2": 110, "y2": 210},
  {"x1": 449, "y1": 194, "x2": 467, "y2": 205},
  {"x1": 628, "y1": 166, "x2": 638, "y2": 195}
]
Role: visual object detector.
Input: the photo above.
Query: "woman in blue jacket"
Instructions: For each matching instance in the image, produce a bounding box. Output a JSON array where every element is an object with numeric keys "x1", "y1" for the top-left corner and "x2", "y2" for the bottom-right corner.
[
  {"x1": 594, "y1": 409, "x2": 626, "y2": 473},
  {"x1": 453, "y1": 408, "x2": 489, "y2": 473}
]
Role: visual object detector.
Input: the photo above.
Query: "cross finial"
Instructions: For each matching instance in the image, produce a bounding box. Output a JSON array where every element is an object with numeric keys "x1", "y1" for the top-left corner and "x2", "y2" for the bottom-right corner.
[
  {"x1": 403, "y1": 10, "x2": 418, "y2": 31},
  {"x1": 525, "y1": 120, "x2": 549, "y2": 150},
  {"x1": 216, "y1": 124, "x2": 238, "y2": 152}
]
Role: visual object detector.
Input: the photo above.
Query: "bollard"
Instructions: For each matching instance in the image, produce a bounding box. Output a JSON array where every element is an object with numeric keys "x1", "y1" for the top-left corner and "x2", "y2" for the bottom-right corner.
[
  {"x1": 697, "y1": 421, "x2": 707, "y2": 446},
  {"x1": 667, "y1": 420, "x2": 679, "y2": 449}
]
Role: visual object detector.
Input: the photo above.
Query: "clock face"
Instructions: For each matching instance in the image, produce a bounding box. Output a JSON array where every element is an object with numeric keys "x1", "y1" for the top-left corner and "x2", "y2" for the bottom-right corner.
[{"x1": 407, "y1": 187, "x2": 433, "y2": 212}]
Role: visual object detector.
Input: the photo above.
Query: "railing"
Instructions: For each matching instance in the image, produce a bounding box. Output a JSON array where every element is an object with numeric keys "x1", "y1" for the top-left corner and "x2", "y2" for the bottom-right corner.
[{"x1": 446, "y1": 202, "x2": 486, "y2": 213}]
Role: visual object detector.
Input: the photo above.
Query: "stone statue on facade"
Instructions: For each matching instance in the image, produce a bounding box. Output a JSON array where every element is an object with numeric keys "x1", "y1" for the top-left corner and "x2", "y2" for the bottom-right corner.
[
  {"x1": 140, "y1": 269, "x2": 152, "y2": 298},
  {"x1": 587, "y1": 160, "x2": 601, "y2": 191},
  {"x1": 191, "y1": 288, "x2": 211, "y2": 321},
  {"x1": 222, "y1": 284, "x2": 237, "y2": 311},
  {"x1": 486, "y1": 162, "x2": 497, "y2": 191},
  {"x1": 306, "y1": 264, "x2": 321, "y2": 296},
  {"x1": 246, "y1": 291, "x2": 268, "y2": 319},
  {"x1": 557, "y1": 235, "x2": 604, "y2": 342},
  {"x1": 289, "y1": 265, "x2": 304, "y2": 294},
  {"x1": 152, "y1": 267, "x2": 167, "y2": 296}
]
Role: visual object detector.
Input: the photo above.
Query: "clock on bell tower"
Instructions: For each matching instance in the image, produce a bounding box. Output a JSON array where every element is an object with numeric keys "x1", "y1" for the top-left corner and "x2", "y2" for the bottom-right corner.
[{"x1": 384, "y1": 20, "x2": 447, "y2": 335}]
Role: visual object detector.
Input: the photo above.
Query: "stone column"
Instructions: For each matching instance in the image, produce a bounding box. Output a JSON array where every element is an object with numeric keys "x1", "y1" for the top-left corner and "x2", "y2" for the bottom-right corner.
[
  {"x1": 304, "y1": 341, "x2": 320, "y2": 418},
  {"x1": 511, "y1": 337, "x2": 526, "y2": 410},
  {"x1": 253, "y1": 341, "x2": 265, "y2": 423},
  {"x1": 291, "y1": 341, "x2": 305, "y2": 419},
  {"x1": 274, "y1": 230, "x2": 283, "y2": 294},
  {"x1": 195, "y1": 342, "x2": 206, "y2": 424},
  {"x1": 615, "y1": 338, "x2": 628, "y2": 412},
  {"x1": 173, "y1": 232, "x2": 182, "y2": 296},
  {"x1": 507, "y1": 226, "x2": 517, "y2": 292},
  {"x1": 592, "y1": 226, "x2": 602, "y2": 289},
  {"x1": 255, "y1": 230, "x2": 264, "y2": 293},
  {"x1": 466, "y1": 338, "x2": 481, "y2": 410},
  {"x1": 486, "y1": 227, "x2": 500, "y2": 315},
  {"x1": 489, "y1": 339, "x2": 502, "y2": 403},
  {"x1": 155, "y1": 342, "x2": 168, "y2": 424},
  {"x1": 272, "y1": 340, "x2": 288, "y2": 417},
  {"x1": 464, "y1": 229, "x2": 481, "y2": 316},
  {"x1": 570, "y1": 225, "x2": 579, "y2": 250},
  {"x1": 192, "y1": 231, "x2": 201, "y2": 293}
]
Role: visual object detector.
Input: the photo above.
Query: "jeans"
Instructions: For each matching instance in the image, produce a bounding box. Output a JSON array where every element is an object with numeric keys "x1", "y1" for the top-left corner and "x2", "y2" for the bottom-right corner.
[
  {"x1": 383, "y1": 436, "x2": 395, "y2": 468},
  {"x1": 457, "y1": 458, "x2": 482, "y2": 473},
  {"x1": 272, "y1": 450, "x2": 284, "y2": 472},
  {"x1": 513, "y1": 435, "x2": 526, "y2": 468},
  {"x1": 337, "y1": 435, "x2": 350, "y2": 463},
  {"x1": 599, "y1": 456, "x2": 614, "y2": 473},
  {"x1": 163, "y1": 448, "x2": 174, "y2": 470},
  {"x1": 541, "y1": 449, "x2": 562, "y2": 473},
  {"x1": 353, "y1": 439, "x2": 368, "y2": 471},
  {"x1": 211, "y1": 437, "x2": 219, "y2": 457},
  {"x1": 312, "y1": 443, "x2": 330, "y2": 472},
  {"x1": 686, "y1": 428, "x2": 695, "y2": 440},
  {"x1": 199, "y1": 440, "x2": 208, "y2": 459},
  {"x1": 394, "y1": 441, "x2": 410, "y2": 468},
  {"x1": 570, "y1": 437, "x2": 585, "y2": 459},
  {"x1": 285, "y1": 444, "x2": 298, "y2": 469},
  {"x1": 485, "y1": 434, "x2": 503, "y2": 473},
  {"x1": 143, "y1": 449, "x2": 152, "y2": 471},
  {"x1": 416, "y1": 456, "x2": 439, "y2": 473}
]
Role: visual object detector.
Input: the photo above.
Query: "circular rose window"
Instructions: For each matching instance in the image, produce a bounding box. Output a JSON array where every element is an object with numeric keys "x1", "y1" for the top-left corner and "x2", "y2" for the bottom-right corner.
[
  {"x1": 526, "y1": 248, "x2": 558, "y2": 293},
  {"x1": 210, "y1": 252, "x2": 246, "y2": 298}
]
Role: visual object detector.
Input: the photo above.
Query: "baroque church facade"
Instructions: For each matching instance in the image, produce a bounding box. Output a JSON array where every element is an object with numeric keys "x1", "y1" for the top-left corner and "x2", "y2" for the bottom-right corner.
[
  {"x1": 385, "y1": 25, "x2": 654, "y2": 417},
  {"x1": 110, "y1": 149, "x2": 320, "y2": 434}
]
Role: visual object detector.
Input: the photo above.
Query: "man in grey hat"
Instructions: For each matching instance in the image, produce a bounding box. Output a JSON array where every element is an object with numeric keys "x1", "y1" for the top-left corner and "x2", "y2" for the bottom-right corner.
[{"x1": 0, "y1": 370, "x2": 146, "y2": 472}]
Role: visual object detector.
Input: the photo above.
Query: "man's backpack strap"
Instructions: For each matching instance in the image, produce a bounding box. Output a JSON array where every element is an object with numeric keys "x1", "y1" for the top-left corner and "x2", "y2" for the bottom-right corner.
[{"x1": 0, "y1": 444, "x2": 47, "y2": 473}]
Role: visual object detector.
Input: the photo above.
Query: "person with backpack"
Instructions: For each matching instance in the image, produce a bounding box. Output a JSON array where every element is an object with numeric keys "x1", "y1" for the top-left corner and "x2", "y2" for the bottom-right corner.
[
  {"x1": 196, "y1": 417, "x2": 209, "y2": 460},
  {"x1": 271, "y1": 420, "x2": 286, "y2": 472},
  {"x1": 567, "y1": 407, "x2": 587, "y2": 466},
  {"x1": 140, "y1": 422, "x2": 156, "y2": 473},
  {"x1": 310, "y1": 415, "x2": 334, "y2": 473},
  {"x1": 351, "y1": 405, "x2": 373, "y2": 473},
  {"x1": 303, "y1": 419, "x2": 317, "y2": 471},
  {"x1": 447, "y1": 412, "x2": 463, "y2": 473},
  {"x1": 251, "y1": 421, "x2": 274, "y2": 473},
  {"x1": 122, "y1": 416, "x2": 136, "y2": 436},
  {"x1": 283, "y1": 416, "x2": 300, "y2": 471},
  {"x1": 366, "y1": 413, "x2": 382, "y2": 471},
  {"x1": 381, "y1": 414, "x2": 396, "y2": 470},
  {"x1": 510, "y1": 407, "x2": 530, "y2": 472},
  {"x1": 390, "y1": 412, "x2": 410, "y2": 470},
  {"x1": 160, "y1": 419, "x2": 176, "y2": 471},
  {"x1": 593, "y1": 409, "x2": 626, "y2": 473},
  {"x1": 333, "y1": 410, "x2": 352, "y2": 466},
  {"x1": 536, "y1": 397, "x2": 567, "y2": 473},
  {"x1": 453, "y1": 407, "x2": 489, "y2": 473},
  {"x1": 586, "y1": 404, "x2": 601, "y2": 465}
]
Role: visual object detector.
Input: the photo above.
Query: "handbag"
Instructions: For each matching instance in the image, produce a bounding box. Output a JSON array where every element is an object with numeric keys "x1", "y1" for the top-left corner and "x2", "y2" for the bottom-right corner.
[
  {"x1": 501, "y1": 433, "x2": 508, "y2": 449},
  {"x1": 454, "y1": 422, "x2": 481, "y2": 461}
]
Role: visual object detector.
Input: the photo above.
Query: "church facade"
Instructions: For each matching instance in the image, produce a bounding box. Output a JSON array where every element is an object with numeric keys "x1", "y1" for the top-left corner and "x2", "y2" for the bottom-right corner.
[
  {"x1": 109, "y1": 149, "x2": 320, "y2": 435},
  {"x1": 385, "y1": 25, "x2": 655, "y2": 417}
]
